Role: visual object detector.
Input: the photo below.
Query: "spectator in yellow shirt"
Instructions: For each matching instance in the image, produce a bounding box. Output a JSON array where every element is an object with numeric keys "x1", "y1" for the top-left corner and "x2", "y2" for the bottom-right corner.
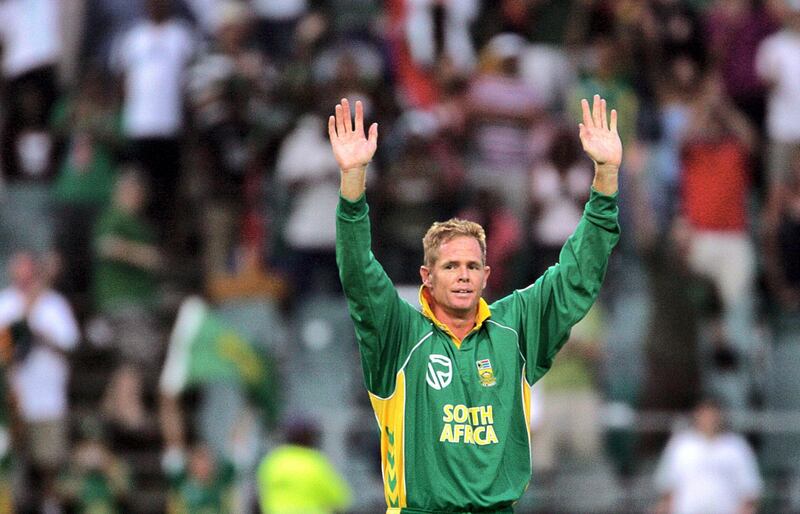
[{"x1": 257, "y1": 419, "x2": 351, "y2": 514}]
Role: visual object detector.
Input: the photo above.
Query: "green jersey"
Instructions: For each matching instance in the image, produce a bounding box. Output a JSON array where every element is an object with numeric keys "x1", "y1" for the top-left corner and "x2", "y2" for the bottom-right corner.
[
  {"x1": 92, "y1": 207, "x2": 158, "y2": 312},
  {"x1": 336, "y1": 190, "x2": 619, "y2": 513}
]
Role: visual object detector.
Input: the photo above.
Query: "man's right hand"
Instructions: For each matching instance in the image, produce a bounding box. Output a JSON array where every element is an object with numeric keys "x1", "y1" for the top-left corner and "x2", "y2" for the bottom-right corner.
[{"x1": 328, "y1": 99, "x2": 378, "y2": 200}]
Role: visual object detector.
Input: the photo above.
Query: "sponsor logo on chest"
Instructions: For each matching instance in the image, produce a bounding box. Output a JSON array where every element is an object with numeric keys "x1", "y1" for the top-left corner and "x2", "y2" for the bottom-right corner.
[{"x1": 425, "y1": 354, "x2": 452, "y2": 390}]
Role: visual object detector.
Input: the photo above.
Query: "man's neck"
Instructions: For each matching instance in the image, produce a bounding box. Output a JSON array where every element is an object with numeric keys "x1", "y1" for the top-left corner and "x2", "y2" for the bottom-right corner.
[{"x1": 431, "y1": 304, "x2": 477, "y2": 341}]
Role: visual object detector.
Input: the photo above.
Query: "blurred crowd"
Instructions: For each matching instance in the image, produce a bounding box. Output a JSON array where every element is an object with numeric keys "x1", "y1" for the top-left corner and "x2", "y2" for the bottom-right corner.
[{"x1": 1, "y1": 0, "x2": 800, "y2": 512}]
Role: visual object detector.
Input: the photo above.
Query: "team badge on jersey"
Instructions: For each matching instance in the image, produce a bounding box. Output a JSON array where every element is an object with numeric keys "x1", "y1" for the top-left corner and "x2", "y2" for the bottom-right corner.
[{"x1": 476, "y1": 358, "x2": 496, "y2": 387}]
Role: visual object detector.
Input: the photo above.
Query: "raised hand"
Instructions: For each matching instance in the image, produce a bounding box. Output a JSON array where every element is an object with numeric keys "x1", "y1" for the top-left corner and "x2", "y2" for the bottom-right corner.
[
  {"x1": 328, "y1": 98, "x2": 378, "y2": 173},
  {"x1": 579, "y1": 95, "x2": 622, "y2": 169}
]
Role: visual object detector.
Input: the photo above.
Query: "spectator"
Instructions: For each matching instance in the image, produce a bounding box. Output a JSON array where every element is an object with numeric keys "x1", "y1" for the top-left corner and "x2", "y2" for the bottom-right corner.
[
  {"x1": 762, "y1": 147, "x2": 800, "y2": 314},
  {"x1": 56, "y1": 417, "x2": 132, "y2": 513},
  {"x1": 50, "y1": 68, "x2": 122, "y2": 308},
  {"x1": 92, "y1": 169, "x2": 163, "y2": 432},
  {"x1": 569, "y1": 35, "x2": 639, "y2": 148},
  {"x1": 756, "y1": 1, "x2": 800, "y2": 192},
  {"x1": 649, "y1": 55, "x2": 703, "y2": 230},
  {"x1": 111, "y1": 0, "x2": 196, "y2": 238},
  {"x1": 405, "y1": 0, "x2": 479, "y2": 74},
  {"x1": 527, "y1": 125, "x2": 593, "y2": 280},
  {"x1": 0, "y1": 251, "x2": 80, "y2": 512},
  {"x1": 476, "y1": 0, "x2": 579, "y2": 111},
  {"x1": 377, "y1": 110, "x2": 459, "y2": 284},
  {"x1": 311, "y1": 42, "x2": 385, "y2": 107},
  {"x1": 625, "y1": 144, "x2": 702, "y2": 415},
  {"x1": 530, "y1": 305, "x2": 606, "y2": 477},
  {"x1": 680, "y1": 74, "x2": 757, "y2": 353},
  {"x1": 466, "y1": 32, "x2": 544, "y2": 220},
  {"x1": 186, "y1": 0, "x2": 275, "y2": 276},
  {"x1": 251, "y1": 0, "x2": 308, "y2": 64},
  {"x1": 257, "y1": 418, "x2": 351, "y2": 514},
  {"x1": 163, "y1": 443, "x2": 236, "y2": 513},
  {"x1": 705, "y1": 0, "x2": 777, "y2": 129},
  {"x1": 648, "y1": 0, "x2": 708, "y2": 67},
  {"x1": 0, "y1": 0, "x2": 62, "y2": 181},
  {"x1": 654, "y1": 398, "x2": 762, "y2": 514},
  {"x1": 274, "y1": 111, "x2": 343, "y2": 296}
]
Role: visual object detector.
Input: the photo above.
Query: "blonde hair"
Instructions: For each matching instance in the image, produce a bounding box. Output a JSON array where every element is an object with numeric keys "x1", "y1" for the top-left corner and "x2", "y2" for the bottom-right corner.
[{"x1": 422, "y1": 218, "x2": 486, "y2": 267}]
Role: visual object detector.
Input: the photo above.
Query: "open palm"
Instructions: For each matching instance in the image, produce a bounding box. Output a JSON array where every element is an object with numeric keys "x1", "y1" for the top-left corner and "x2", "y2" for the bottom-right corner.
[
  {"x1": 328, "y1": 99, "x2": 378, "y2": 172},
  {"x1": 579, "y1": 95, "x2": 622, "y2": 168}
]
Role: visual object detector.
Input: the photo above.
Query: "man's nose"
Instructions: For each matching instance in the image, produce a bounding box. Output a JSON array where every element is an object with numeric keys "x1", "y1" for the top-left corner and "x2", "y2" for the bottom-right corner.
[{"x1": 457, "y1": 267, "x2": 470, "y2": 281}]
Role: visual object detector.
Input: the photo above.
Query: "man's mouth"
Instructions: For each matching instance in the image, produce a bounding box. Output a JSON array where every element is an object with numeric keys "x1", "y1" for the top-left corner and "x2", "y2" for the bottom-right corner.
[{"x1": 452, "y1": 289, "x2": 473, "y2": 295}]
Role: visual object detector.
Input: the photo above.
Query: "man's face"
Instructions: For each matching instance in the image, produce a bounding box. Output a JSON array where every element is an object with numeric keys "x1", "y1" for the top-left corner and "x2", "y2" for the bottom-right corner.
[
  {"x1": 695, "y1": 403, "x2": 722, "y2": 437},
  {"x1": 420, "y1": 236, "x2": 490, "y2": 318}
]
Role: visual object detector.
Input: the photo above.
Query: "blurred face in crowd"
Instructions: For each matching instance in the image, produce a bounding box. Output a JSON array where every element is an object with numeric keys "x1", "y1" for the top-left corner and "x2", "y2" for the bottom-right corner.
[
  {"x1": 9, "y1": 252, "x2": 38, "y2": 291},
  {"x1": 114, "y1": 172, "x2": 147, "y2": 214},
  {"x1": 591, "y1": 38, "x2": 618, "y2": 79},
  {"x1": 421, "y1": 236, "x2": 490, "y2": 319},
  {"x1": 694, "y1": 402, "x2": 723, "y2": 437},
  {"x1": 189, "y1": 445, "x2": 215, "y2": 484},
  {"x1": 670, "y1": 55, "x2": 699, "y2": 92},
  {"x1": 218, "y1": 21, "x2": 249, "y2": 53},
  {"x1": 501, "y1": 0, "x2": 528, "y2": 25},
  {"x1": 146, "y1": 0, "x2": 171, "y2": 23}
]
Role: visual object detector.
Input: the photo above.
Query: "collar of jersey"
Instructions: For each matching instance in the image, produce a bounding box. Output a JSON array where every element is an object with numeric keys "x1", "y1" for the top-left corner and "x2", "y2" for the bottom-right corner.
[{"x1": 418, "y1": 286, "x2": 491, "y2": 347}]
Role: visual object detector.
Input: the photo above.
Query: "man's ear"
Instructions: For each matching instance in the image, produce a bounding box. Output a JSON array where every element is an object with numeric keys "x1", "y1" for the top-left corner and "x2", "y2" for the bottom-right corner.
[
  {"x1": 483, "y1": 266, "x2": 491, "y2": 289},
  {"x1": 420, "y1": 265, "x2": 431, "y2": 287}
]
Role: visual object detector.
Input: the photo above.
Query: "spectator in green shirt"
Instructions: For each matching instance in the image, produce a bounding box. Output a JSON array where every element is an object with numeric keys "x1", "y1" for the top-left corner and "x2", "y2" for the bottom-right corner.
[
  {"x1": 91, "y1": 168, "x2": 163, "y2": 432},
  {"x1": 163, "y1": 444, "x2": 235, "y2": 514},
  {"x1": 51, "y1": 68, "x2": 122, "y2": 306},
  {"x1": 57, "y1": 417, "x2": 132, "y2": 514}
]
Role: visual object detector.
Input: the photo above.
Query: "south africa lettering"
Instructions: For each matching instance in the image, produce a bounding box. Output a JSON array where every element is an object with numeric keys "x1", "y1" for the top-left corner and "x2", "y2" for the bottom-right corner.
[{"x1": 439, "y1": 404, "x2": 498, "y2": 445}]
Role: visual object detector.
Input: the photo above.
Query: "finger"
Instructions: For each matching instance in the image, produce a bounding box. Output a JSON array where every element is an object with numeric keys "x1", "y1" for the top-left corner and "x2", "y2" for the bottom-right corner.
[
  {"x1": 601, "y1": 99, "x2": 608, "y2": 130},
  {"x1": 355, "y1": 100, "x2": 365, "y2": 136},
  {"x1": 335, "y1": 104, "x2": 345, "y2": 136},
  {"x1": 368, "y1": 122, "x2": 378, "y2": 147},
  {"x1": 328, "y1": 115, "x2": 336, "y2": 141},
  {"x1": 610, "y1": 109, "x2": 618, "y2": 134},
  {"x1": 592, "y1": 94, "x2": 602, "y2": 127},
  {"x1": 578, "y1": 123, "x2": 591, "y2": 152},
  {"x1": 581, "y1": 98, "x2": 592, "y2": 127},
  {"x1": 342, "y1": 98, "x2": 353, "y2": 133}
]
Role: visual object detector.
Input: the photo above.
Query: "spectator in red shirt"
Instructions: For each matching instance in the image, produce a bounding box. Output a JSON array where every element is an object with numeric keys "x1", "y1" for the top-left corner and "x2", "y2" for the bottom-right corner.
[{"x1": 679, "y1": 73, "x2": 758, "y2": 405}]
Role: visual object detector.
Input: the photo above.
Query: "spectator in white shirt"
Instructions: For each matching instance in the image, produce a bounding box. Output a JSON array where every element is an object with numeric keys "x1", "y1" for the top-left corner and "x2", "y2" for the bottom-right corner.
[
  {"x1": 112, "y1": 0, "x2": 196, "y2": 238},
  {"x1": 0, "y1": 0, "x2": 62, "y2": 181},
  {"x1": 0, "y1": 251, "x2": 79, "y2": 512},
  {"x1": 275, "y1": 111, "x2": 343, "y2": 297},
  {"x1": 654, "y1": 398, "x2": 762, "y2": 514},
  {"x1": 756, "y1": 3, "x2": 800, "y2": 191}
]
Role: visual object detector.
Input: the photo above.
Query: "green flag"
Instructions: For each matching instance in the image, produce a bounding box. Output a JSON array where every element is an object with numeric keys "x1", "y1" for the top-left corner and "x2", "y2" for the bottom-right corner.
[{"x1": 160, "y1": 297, "x2": 280, "y2": 426}]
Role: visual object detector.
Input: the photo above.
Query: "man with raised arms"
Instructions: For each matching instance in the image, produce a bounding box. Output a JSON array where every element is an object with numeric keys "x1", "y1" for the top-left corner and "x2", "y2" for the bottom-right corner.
[{"x1": 331, "y1": 95, "x2": 621, "y2": 512}]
